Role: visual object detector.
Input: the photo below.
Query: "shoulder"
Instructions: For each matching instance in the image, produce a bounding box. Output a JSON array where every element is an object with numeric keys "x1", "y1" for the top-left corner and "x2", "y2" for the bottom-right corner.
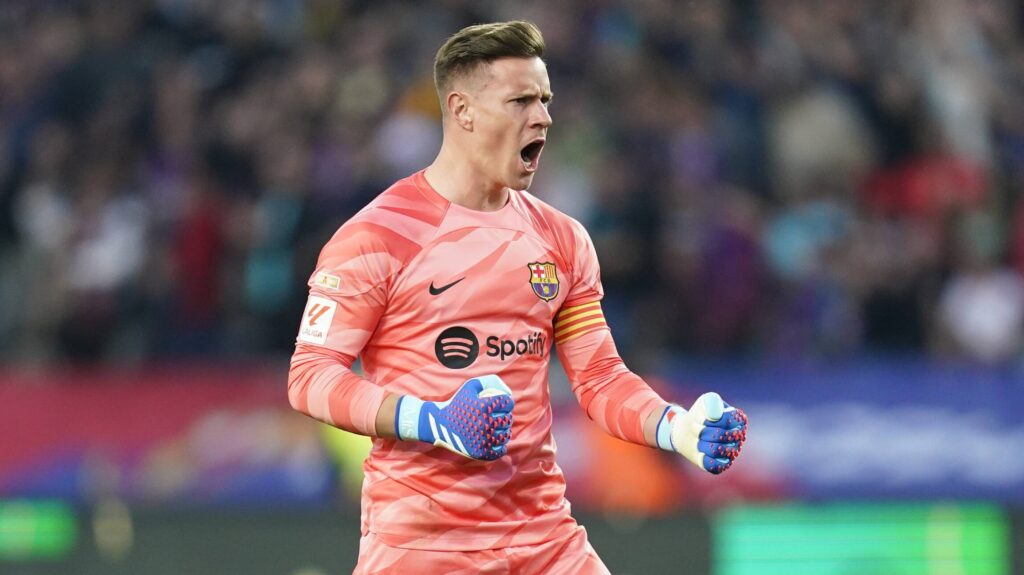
[
  {"x1": 512, "y1": 189, "x2": 590, "y2": 248},
  {"x1": 316, "y1": 174, "x2": 447, "y2": 289},
  {"x1": 352, "y1": 175, "x2": 448, "y2": 238},
  {"x1": 328, "y1": 174, "x2": 448, "y2": 258}
]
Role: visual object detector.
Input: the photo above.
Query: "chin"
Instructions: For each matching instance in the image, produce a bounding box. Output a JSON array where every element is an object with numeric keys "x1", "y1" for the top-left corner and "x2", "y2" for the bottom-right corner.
[{"x1": 511, "y1": 172, "x2": 536, "y2": 191}]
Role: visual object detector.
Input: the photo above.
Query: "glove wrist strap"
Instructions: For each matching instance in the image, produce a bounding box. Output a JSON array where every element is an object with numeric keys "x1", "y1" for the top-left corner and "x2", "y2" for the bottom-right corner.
[
  {"x1": 656, "y1": 404, "x2": 685, "y2": 452},
  {"x1": 395, "y1": 395, "x2": 425, "y2": 441}
]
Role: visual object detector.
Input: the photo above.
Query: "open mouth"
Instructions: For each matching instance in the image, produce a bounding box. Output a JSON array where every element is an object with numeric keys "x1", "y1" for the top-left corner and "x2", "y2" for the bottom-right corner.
[{"x1": 520, "y1": 139, "x2": 545, "y2": 173}]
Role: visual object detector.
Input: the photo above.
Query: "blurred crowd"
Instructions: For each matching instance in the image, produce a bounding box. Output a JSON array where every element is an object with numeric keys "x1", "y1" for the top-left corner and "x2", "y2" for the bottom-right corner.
[{"x1": 3, "y1": 0, "x2": 1024, "y2": 367}]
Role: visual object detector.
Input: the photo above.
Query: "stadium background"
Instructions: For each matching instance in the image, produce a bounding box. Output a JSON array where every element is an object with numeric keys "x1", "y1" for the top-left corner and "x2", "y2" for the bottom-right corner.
[{"x1": 1, "y1": 0, "x2": 1023, "y2": 573}]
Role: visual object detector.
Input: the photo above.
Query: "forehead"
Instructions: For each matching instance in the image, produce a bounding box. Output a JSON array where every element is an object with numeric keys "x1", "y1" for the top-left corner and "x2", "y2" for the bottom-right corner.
[{"x1": 477, "y1": 57, "x2": 551, "y2": 94}]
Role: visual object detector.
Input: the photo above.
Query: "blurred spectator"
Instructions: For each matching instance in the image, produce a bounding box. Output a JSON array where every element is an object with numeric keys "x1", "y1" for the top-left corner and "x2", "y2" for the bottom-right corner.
[
  {"x1": 2, "y1": 0, "x2": 1024, "y2": 367},
  {"x1": 937, "y1": 209, "x2": 1024, "y2": 363}
]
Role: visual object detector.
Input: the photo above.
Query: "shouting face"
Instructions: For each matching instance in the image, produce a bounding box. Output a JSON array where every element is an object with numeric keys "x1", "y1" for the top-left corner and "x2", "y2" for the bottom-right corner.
[{"x1": 454, "y1": 57, "x2": 553, "y2": 192}]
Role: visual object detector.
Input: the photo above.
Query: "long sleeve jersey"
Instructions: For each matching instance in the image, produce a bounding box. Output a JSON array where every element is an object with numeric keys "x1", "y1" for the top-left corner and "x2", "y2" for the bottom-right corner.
[{"x1": 288, "y1": 170, "x2": 666, "y2": 551}]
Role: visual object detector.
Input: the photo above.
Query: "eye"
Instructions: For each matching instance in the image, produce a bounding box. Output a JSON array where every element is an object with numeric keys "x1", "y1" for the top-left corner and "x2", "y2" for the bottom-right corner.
[{"x1": 512, "y1": 96, "x2": 530, "y2": 105}]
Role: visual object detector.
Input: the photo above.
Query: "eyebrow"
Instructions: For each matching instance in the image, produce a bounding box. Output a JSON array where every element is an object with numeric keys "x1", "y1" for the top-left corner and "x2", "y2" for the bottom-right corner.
[{"x1": 511, "y1": 91, "x2": 554, "y2": 102}]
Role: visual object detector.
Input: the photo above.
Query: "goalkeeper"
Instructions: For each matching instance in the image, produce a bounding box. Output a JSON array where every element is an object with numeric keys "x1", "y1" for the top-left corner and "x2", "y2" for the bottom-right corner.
[{"x1": 288, "y1": 20, "x2": 747, "y2": 575}]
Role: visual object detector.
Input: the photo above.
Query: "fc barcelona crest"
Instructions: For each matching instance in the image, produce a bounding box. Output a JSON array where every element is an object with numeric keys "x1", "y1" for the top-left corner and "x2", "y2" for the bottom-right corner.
[{"x1": 528, "y1": 262, "x2": 559, "y2": 301}]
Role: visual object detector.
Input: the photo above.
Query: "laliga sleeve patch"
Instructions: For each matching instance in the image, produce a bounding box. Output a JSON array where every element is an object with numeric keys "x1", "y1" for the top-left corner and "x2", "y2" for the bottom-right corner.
[
  {"x1": 298, "y1": 295, "x2": 337, "y2": 345},
  {"x1": 314, "y1": 271, "x2": 340, "y2": 289}
]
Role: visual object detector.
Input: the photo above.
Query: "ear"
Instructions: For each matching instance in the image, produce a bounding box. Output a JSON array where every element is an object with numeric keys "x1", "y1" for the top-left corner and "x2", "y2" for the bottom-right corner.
[{"x1": 446, "y1": 91, "x2": 473, "y2": 131}]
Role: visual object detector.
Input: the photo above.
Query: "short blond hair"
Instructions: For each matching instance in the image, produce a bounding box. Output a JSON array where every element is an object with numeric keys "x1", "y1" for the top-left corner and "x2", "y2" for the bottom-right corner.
[{"x1": 434, "y1": 21, "x2": 546, "y2": 108}]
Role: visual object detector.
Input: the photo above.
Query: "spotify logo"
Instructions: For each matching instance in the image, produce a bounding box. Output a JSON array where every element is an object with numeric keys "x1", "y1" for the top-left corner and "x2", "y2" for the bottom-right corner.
[
  {"x1": 434, "y1": 326, "x2": 549, "y2": 368},
  {"x1": 435, "y1": 326, "x2": 480, "y2": 369}
]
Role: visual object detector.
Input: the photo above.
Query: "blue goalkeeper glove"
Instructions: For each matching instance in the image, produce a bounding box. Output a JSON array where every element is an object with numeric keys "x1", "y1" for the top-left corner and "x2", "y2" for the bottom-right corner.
[
  {"x1": 655, "y1": 392, "x2": 747, "y2": 474},
  {"x1": 395, "y1": 375, "x2": 515, "y2": 461}
]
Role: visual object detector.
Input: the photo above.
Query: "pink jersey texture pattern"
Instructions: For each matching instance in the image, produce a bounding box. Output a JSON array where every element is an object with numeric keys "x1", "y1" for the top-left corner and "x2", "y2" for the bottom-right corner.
[
  {"x1": 288, "y1": 171, "x2": 667, "y2": 551},
  {"x1": 353, "y1": 526, "x2": 609, "y2": 574}
]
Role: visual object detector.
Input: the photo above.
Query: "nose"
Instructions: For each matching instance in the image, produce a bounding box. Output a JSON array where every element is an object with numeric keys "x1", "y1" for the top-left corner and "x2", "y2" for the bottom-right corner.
[{"x1": 531, "y1": 101, "x2": 552, "y2": 129}]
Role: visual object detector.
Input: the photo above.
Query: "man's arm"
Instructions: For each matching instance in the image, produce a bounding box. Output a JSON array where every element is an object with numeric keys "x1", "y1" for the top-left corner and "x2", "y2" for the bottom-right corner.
[
  {"x1": 287, "y1": 217, "x2": 401, "y2": 436},
  {"x1": 292, "y1": 347, "x2": 515, "y2": 460},
  {"x1": 555, "y1": 313, "x2": 667, "y2": 445},
  {"x1": 610, "y1": 382, "x2": 742, "y2": 456},
  {"x1": 553, "y1": 217, "x2": 745, "y2": 472},
  {"x1": 290, "y1": 213, "x2": 516, "y2": 459},
  {"x1": 287, "y1": 343, "x2": 390, "y2": 436},
  {"x1": 556, "y1": 309, "x2": 747, "y2": 473}
]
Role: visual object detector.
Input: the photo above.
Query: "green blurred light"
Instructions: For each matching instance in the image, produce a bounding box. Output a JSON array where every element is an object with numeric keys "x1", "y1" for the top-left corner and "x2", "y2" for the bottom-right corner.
[
  {"x1": 0, "y1": 500, "x2": 76, "y2": 560},
  {"x1": 713, "y1": 503, "x2": 1009, "y2": 575}
]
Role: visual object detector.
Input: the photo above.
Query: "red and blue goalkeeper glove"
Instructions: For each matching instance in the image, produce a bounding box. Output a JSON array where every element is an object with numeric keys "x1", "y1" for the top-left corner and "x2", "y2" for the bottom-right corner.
[
  {"x1": 395, "y1": 375, "x2": 515, "y2": 461},
  {"x1": 656, "y1": 392, "x2": 747, "y2": 474}
]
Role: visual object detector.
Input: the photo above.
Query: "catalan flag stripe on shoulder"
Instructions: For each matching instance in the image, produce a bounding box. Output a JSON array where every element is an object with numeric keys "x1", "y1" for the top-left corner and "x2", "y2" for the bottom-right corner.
[{"x1": 554, "y1": 301, "x2": 607, "y2": 344}]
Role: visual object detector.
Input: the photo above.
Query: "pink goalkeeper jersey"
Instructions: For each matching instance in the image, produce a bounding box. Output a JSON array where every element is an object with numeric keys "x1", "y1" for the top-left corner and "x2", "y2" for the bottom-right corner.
[{"x1": 288, "y1": 171, "x2": 665, "y2": 551}]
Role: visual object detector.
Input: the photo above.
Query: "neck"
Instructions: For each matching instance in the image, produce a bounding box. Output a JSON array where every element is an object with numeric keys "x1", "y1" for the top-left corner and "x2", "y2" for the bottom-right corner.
[{"x1": 424, "y1": 141, "x2": 509, "y2": 212}]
